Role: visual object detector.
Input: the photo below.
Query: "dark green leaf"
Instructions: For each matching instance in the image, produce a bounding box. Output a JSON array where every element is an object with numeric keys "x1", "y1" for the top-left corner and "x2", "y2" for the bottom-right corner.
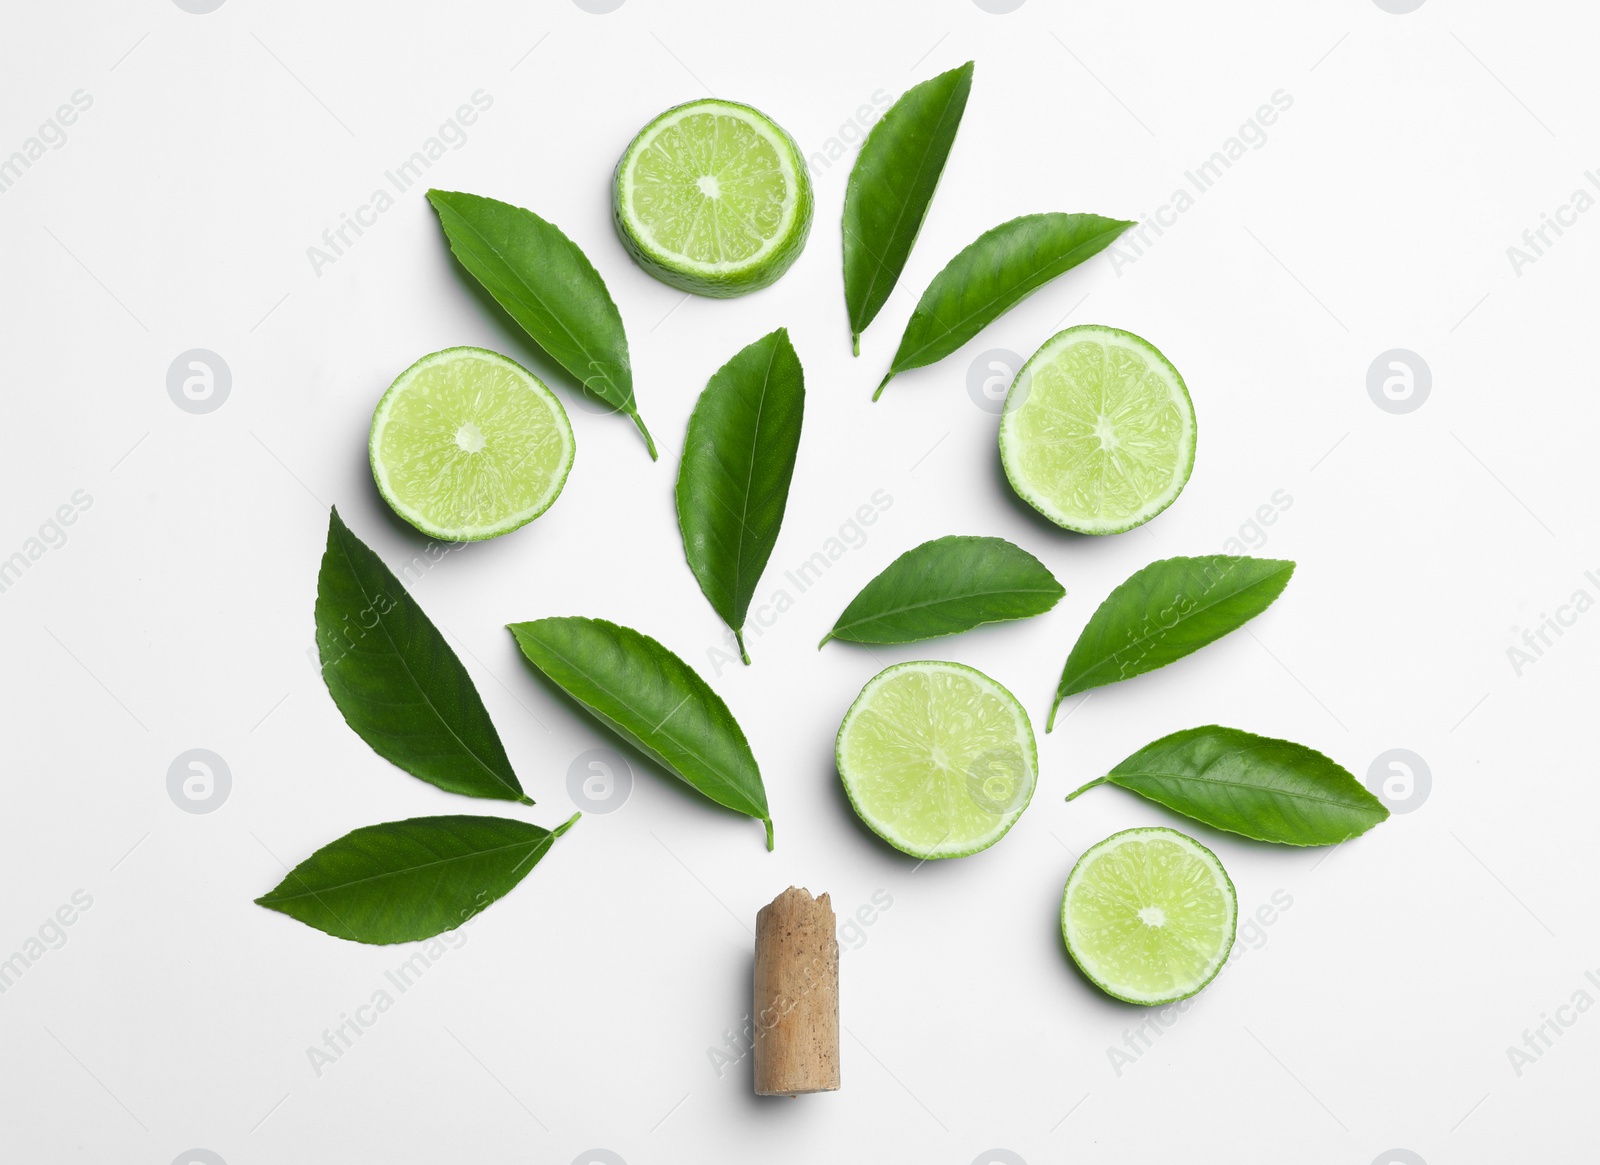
[
  {"x1": 676, "y1": 329, "x2": 805, "y2": 663},
  {"x1": 255, "y1": 813, "x2": 577, "y2": 944},
  {"x1": 874, "y1": 212, "x2": 1134, "y2": 398},
  {"x1": 821, "y1": 535, "x2": 1063, "y2": 646},
  {"x1": 1069, "y1": 727, "x2": 1388, "y2": 846},
  {"x1": 508, "y1": 617, "x2": 773, "y2": 848},
  {"x1": 426, "y1": 189, "x2": 655, "y2": 458},
  {"x1": 843, "y1": 62, "x2": 974, "y2": 353},
  {"x1": 1049, "y1": 555, "x2": 1295, "y2": 731},
  {"x1": 316, "y1": 507, "x2": 530, "y2": 803}
]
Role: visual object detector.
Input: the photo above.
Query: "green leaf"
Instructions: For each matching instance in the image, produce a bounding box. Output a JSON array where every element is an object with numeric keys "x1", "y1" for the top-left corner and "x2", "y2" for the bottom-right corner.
[
  {"x1": 1048, "y1": 555, "x2": 1295, "y2": 731},
  {"x1": 255, "y1": 813, "x2": 578, "y2": 944},
  {"x1": 1068, "y1": 727, "x2": 1388, "y2": 846},
  {"x1": 508, "y1": 617, "x2": 773, "y2": 848},
  {"x1": 676, "y1": 329, "x2": 805, "y2": 664},
  {"x1": 316, "y1": 507, "x2": 530, "y2": 803},
  {"x1": 426, "y1": 189, "x2": 655, "y2": 458},
  {"x1": 820, "y1": 535, "x2": 1063, "y2": 647},
  {"x1": 874, "y1": 212, "x2": 1134, "y2": 398},
  {"x1": 843, "y1": 61, "x2": 974, "y2": 354}
]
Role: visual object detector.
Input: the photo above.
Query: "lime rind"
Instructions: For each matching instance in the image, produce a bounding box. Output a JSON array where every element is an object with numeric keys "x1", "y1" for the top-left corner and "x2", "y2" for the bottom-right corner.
[
  {"x1": 1060, "y1": 826, "x2": 1237, "y2": 1006},
  {"x1": 999, "y1": 325, "x2": 1196, "y2": 535},
  {"x1": 369, "y1": 346, "x2": 575, "y2": 542},
  {"x1": 612, "y1": 98, "x2": 814, "y2": 297},
  {"x1": 835, "y1": 660, "x2": 1038, "y2": 860}
]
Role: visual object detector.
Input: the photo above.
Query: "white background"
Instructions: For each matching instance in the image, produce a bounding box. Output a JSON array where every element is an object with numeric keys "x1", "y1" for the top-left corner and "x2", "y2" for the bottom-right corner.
[{"x1": 1, "y1": 1, "x2": 1594, "y2": 1162}]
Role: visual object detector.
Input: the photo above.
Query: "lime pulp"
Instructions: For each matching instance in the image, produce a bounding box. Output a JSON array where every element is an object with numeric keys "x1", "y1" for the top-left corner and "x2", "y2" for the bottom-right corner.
[
  {"x1": 999, "y1": 325, "x2": 1196, "y2": 534},
  {"x1": 369, "y1": 347, "x2": 574, "y2": 541},
  {"x1": 612, "y1": 98, "x2": 813, "y2": 297},
  {"x1": 1061, "y1": 827, "x2": 1236, "y2": 1005},
  {"x1": 835, "y1": 661, "x2": 1037, "y2": 859}
]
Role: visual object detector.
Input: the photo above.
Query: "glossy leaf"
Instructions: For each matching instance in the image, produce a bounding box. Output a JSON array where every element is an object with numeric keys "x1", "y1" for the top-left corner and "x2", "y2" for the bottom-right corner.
[
  {"x1": 843, "y1": 61, "x2": 974, "y2": 354},
  {"x1": 676, "y1": 329, "x2": 805, "y2": 663},
  {"x1": 255, "y1": 813, "x2": 577, "y2": 944},
  {"x1": 1049, "y1": 556, "x2": 1295, "y2": 731},
  {"x1": 873, "y1": 212, "x2": 1134, "y2": 398},
  {"x1": 427, "y1": 189, "x2": 656, "y2": 458},
  {"x1": 508, "y1": 617, "x2": 773, "y2": 848},
  {"x1": 316, "y1": 507, "x2": 530, "y2": 803},
  {"x1": 1068, "y1": 727, "x2": 1388, "y2": 846},
  {"x1": 820, "y1": 535, "x2": 1062, "y2": 647}
]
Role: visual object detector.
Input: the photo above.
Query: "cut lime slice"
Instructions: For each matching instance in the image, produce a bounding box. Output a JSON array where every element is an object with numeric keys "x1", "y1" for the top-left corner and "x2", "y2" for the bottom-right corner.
[
  {"x1": 369, "y1": 347, "x2": 574, "y2": 541},
  {"x1": 613, "y1": 98, "x2": 813, "y2": 297},
  {"x1": 1061, "y1": 827, "x2": 1236, "y2": 1005},
  {"x1": 999, "y1": 325, "x2": 1196, "y2": 534},
  {"x1": 835, "y1": 661, "x2": 1037, "y2": 859}
]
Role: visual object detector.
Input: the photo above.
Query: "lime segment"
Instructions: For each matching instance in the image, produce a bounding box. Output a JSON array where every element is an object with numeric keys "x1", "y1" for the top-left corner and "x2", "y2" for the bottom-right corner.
[
  {"x1": 369, "y1": 347, "x2": 574, "y2": 541},
  {"x1": 1000, "y1": 325, "x2": 1196, "y2": 534},
  {"x1": 613, "y1": 98, "x2": 813, "y2": 296},
  {"x1": 1061, "y1": 827, "x2": 1236, "y2": 1005},
  {"x1": 835, "y1": 661, "x2": 1037, "y2": 859}
]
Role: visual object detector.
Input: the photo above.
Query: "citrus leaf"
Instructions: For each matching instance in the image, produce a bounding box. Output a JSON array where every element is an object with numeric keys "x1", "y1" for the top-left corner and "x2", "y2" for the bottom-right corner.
[
  {"x1": 508, "y1": 617, "x2": 773, "y2": 848},
  {"x1": 821, "y1": 535, "x2": 1062, "y2": 646},
  {"x1": 426, "y1": 189, "x2": 655, "y2": 458},
  {"x1": 1069, "y1": 727, "x2": 1388, "y2": 846},
  {"x1": 843, "y1": 61, "x2": 974, "y2": 353},
  {"x1": 1049, "y1": 555, "x2": 1294, "y2": 731},
  {"x1": 316, "y1": 507, "x2": 530, "y2": 803},
  {"x1": 676, "y1": 329, "x2": 805, "y2": 663},
  {"x1": 874, "y1": 212, "x2": 1134, "y2": 398},
  {"x1": 255, "y1": 813, "x2": 577, "y2": 944}
]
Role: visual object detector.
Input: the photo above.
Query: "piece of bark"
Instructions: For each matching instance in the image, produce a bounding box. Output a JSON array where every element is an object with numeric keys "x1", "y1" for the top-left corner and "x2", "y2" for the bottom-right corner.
[{"x1": 753, "y1": 886, "x2": 840, "y2": 1096}]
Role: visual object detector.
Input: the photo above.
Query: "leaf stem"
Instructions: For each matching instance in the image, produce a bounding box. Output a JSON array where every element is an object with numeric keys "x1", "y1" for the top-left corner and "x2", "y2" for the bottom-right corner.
[
  {"x1": 872, "y1": 371, "x2": 894, "y2": 401},
  {"x1": 1045, "y1": 698, "x2": 1060, "y2": 734},
  {"x1": 735, "y1": 629, "x2": 750, "y2": 666},
  {"x1": 1065, "y1": 776, "x2": 1108, "y2": 803},
  {"x1": 816, "y1": 631, "x2": 832, "y2": 650},
  {"x1": 852, "y1": 333, "x2": 861, "y2": 357},
  {"x1": 553, "y1": 811, "x2": 582, "y2": 836},
  {"x1": 517, "y1": 794, "x2": 534, "y2": 806},
  {"x1": 631, "y1": 412, "x2": 658, "y2": 460},
  {"x1": 764, "y1": 818, "x2": 775, "y2": 851}
]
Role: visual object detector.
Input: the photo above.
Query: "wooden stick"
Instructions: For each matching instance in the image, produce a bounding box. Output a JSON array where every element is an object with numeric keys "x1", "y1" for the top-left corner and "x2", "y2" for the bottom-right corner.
[{"x1": 753, "y1": 886, "x2": 840, "y2": 1096}]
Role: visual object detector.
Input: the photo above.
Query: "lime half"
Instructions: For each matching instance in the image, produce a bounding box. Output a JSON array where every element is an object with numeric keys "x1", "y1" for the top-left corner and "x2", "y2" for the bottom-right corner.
[
  {"x1": 836, "y1": 661, "x2": 1037, "y2": 859},
  {"x1": 613, "y1": 98, "x2": 813, "y2": 297},
  {"x1": 369, "y1": 347, "x2": 575, "y2": 541},
  {"x1": 1061, "y1": 827, "x2": 1236, "y2": 1005},
  {"x1": 1000, "y1": 325, "x2": 1196, "y2": 534}
]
